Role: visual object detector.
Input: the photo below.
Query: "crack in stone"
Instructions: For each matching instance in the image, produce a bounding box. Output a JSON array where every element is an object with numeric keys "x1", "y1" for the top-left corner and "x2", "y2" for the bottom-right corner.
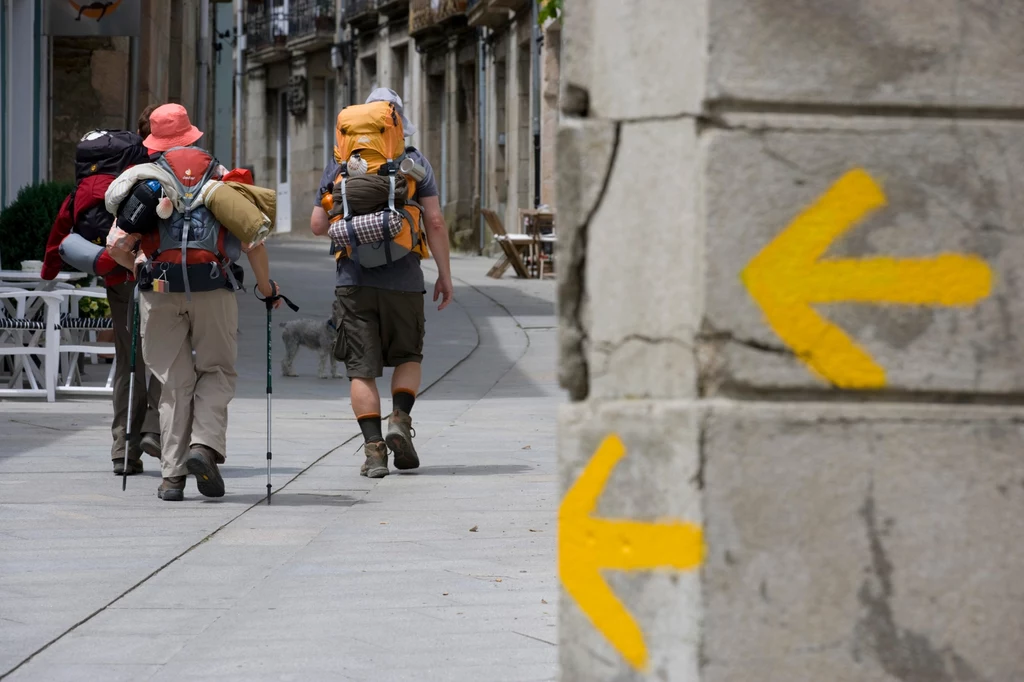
[
  {"x1": 853, "y1": 483, "x2": 986, "y2": 682},
  {"x1": 592, "y1": 333, "x2": 693, "y2": 354},
  {"x1": 557, "y1": 115, "x2": 621, "y2": 401}
]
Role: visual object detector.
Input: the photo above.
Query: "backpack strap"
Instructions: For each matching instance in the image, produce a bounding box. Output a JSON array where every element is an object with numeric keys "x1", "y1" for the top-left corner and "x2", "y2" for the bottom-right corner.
[
  {"x1": 383, "y1": 159, "x2": 398, "y2": 266},
  {"x1": 181, "y1": 160, "x2": 220, "y2": 301}
]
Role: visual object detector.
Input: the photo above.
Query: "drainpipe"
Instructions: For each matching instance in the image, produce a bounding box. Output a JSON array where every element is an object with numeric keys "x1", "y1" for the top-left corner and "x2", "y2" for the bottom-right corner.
[
  {"x1": 347, "y1": 26, "x2": 356, "y2": 106},
  {"x1": 128, "y1": 36, "x2": 139, "y2": 127},
  {"x1": 1, "y1": 0, "x2": 7, "y2": 209},
  {"x1": 234, "y1": 0, "x2": 244, "y2": 166},
  {"x1": 530, "y1": 0, "x2": 541, "y2": 208},
  {"x1": 477, "y1": 29, "x2": 486, "y2": 254},
  {"x1": 198, "y1": 0, "x2": 211, "y2": 132}
]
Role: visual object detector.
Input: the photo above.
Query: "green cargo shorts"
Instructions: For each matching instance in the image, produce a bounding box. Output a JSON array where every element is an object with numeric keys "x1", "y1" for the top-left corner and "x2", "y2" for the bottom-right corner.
[{"x1": 332, "y1": 286, "x2": 425, "y2": 379}]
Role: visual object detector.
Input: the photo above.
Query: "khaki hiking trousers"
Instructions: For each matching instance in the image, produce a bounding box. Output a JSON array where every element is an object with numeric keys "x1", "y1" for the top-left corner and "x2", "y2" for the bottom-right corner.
[
  {"x1": 139, "y1": 288, "x2": 238, "y2": 478},
  {"x1": 107, "y1": 281, "x2": 161, "y2": 461}
]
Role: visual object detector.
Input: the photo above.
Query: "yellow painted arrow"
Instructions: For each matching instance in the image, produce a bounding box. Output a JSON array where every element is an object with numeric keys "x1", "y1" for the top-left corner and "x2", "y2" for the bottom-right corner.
[
  {"x1": 559, "y1": 434, "x2": 703, "y2": 671},
  {"x1": 741, "y1": 168, "x2": 993, "y2": 389}
]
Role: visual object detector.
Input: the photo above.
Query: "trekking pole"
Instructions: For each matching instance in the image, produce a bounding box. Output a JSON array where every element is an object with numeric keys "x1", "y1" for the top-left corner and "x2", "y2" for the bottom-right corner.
[
  {"x1": 122, "y1": 284, "x2": 140, "y2": 491},
  {"x1": 255, "y1": 280, "x2": 298, "y2": 505}
]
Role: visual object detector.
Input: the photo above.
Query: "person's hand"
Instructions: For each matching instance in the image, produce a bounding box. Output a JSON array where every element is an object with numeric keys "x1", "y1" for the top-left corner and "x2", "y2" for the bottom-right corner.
[
  {"x1": 133, "y1": 251, "x2": 148, "y2": 280},
  {"x1": 433, "y1": 275, "x2": 453, "y2": 311},
  {"x1": 258, "y1": 280, "x2": 282, "y2": 309}
]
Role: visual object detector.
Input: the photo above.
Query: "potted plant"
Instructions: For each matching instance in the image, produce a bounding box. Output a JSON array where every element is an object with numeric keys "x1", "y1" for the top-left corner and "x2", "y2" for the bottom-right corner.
[{"x1": 77, "y1": 289, "x2": 115, "y2": 360}]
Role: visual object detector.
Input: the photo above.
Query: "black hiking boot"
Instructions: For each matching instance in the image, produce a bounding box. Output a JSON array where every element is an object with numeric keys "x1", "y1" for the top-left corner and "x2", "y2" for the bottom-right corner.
[{"x1": 185, "y1": 445, "x2": 226, "y2": 498}]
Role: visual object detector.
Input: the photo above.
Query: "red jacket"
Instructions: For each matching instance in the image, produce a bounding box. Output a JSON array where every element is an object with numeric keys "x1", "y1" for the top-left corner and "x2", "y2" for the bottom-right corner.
[{"x1": 42, "y1": 174, "x2": 131, "y2": 287}]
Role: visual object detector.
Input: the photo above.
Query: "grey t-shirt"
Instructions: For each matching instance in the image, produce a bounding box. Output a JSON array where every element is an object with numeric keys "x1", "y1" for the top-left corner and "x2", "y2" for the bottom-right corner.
[{"x1": 316, "y1": 148, "x2": 438, "y2": 293}]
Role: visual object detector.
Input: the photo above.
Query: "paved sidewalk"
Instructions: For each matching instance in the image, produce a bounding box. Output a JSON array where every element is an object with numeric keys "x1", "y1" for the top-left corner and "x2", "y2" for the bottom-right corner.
[{"x1": 0, "y1": 243, "x2": 560, "y2": 682}]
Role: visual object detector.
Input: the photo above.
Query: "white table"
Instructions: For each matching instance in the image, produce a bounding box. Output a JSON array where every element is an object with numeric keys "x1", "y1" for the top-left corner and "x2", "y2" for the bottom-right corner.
[{"x1": 0, "y1": 270, "x2": 89, "y2": 290}]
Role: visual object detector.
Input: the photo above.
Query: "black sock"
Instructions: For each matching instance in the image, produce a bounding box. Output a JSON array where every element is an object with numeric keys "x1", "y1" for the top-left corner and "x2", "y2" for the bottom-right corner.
[
  {"x1": 393, "y1": 390, "x2": 416, "y2": 415},
  {"x1": 357, "y1": 414, "x2": 383, "y2": 443}
]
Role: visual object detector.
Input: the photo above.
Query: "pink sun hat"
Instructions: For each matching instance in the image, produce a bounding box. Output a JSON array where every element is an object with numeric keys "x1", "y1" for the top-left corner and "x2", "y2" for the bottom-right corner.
[{"x1": 143, "y1": 103, "x2": 203, "y2": 152}]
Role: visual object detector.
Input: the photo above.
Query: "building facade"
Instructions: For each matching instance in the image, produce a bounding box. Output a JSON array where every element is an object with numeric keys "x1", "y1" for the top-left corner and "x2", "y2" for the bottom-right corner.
[
  {"x1": 237, "y1": 0, "x2": 559, "y2": 248},
  {"x1": 1, "y1": 0, "x2": 231, "y2": 210}
]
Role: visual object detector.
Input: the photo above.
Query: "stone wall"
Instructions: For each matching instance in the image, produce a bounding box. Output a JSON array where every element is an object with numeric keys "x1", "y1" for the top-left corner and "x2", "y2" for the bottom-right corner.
[
  {"x1": 50, "y1": 37, "x2": 130, "y2": 184},
  {"x1": 557, "y1": 1, "x2": 1024, "y2": 681}
]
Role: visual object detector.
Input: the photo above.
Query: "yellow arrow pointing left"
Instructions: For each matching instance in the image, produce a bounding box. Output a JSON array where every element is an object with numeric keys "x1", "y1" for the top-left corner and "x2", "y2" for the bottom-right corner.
[
  {"x1": 559, "y1": 434, "x2": 703, "y2": 671},
  {"x1": 742, "y1": 168, "x2": 993, "y2": 389}
]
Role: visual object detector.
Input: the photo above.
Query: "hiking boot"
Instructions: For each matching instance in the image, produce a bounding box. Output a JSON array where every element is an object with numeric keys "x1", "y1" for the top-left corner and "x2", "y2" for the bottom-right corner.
[
  {"x1": 157, "y1": 476, "x2": 186, "y2": 501},
  {"x1": 385, "y1": 409, "x2": 419, "y2": 471},
  {"x1": 112, "y1": 457, "x2": 144, "y2": 476},
  {"x1": 185, "y1": 445, "x2": 225, "y2": 498},
  {"x1": 360, "y1": 441, "x2": 389, "y2": 479},
  {"x1": 140, "y1": 432, "x2": 162, "y2": 459}
]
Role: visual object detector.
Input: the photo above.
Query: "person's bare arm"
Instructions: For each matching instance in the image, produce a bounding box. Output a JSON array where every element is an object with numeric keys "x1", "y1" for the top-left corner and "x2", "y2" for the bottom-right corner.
[
  {"x1": 420, "y1": 195, "x2": 453, "y2": 310},
  {"x1": 311, "y1": 206, "x2": 330, "y2": 236},
  {"x1": 244, "y1": 243, "x2": 282, "y2": 308}
]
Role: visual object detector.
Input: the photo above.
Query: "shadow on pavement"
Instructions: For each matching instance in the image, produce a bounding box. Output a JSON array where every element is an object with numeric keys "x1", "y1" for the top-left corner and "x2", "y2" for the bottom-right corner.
[
  {"x1": 0, "y1": 411, "x2": 112, "y2": 458},
  {"x1": 221, "y1": 466, "x2": 305, "y2": 479},
  {"x1": 210, "y1": 492, "x2": 370, "y2": 507},
  {"x1": 401, "y1": 463, "x2": 534, "y2": 476}
]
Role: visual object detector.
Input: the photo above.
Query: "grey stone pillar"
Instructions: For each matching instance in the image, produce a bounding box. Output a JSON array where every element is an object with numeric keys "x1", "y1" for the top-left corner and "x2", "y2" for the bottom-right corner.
[
  {"x1": 557, "y1": 2, "x2": 1024, "y2": 681},
  {"x1": 244, "y1": 66, "x2": 269, "y2": 187}
]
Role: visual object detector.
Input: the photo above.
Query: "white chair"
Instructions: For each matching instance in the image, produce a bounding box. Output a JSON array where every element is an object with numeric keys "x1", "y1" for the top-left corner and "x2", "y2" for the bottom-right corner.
[
  {"x1": 53, "y1": 288, "x2": 117, "y2": 397},
  {"x1": 0, "y1": 289, "x2": 62, "y2": 401}
]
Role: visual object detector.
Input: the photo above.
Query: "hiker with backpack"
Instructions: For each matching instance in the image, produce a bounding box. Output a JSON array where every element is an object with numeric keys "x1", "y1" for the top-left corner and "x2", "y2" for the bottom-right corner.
[
  {"x1": 310, "y1": 88, "x2": 454, "y2": 479},
  {"x1": 41, "y1": 110, "x2": 164, "y2": 476},
  {"x1": 107, "y1": 103, "x2": 287, "y2": 502}
]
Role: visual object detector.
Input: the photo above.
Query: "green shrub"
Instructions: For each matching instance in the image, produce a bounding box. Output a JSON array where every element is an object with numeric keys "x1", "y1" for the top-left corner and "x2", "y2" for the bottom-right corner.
[{"x1": 0, "y1": 181, "x2": 75, "y2": 270}]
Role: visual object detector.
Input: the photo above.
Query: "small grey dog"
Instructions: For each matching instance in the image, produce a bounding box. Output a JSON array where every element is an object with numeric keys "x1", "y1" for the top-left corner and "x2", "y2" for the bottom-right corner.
[{"x1": 281, "y1": 318, "x2": 340, "y2": 379}]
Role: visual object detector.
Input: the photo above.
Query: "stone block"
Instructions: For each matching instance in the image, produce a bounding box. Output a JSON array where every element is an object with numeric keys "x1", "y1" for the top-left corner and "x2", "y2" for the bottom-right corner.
[
  {"x1": 585, "y1": 119, "x2": 701, "y2": 399},
  {"x1": 702, "y1": 117, "x2": 1024, "y2": 394},
  {"x1": 556, "y1": 118, "x2": 617, "y2": 400},
  {"x1": 708, "y1": 0, "x2": 1024, "y2": 109},
  {"x1": 558, "y1": 402, "x2": 701, "y2": 682},
  {"x1": 702, "y1": 402, "x2": 1024, "y2": 682},
  {"x1": 561, "y1": 0, "x2": 705, "y2": 120}
]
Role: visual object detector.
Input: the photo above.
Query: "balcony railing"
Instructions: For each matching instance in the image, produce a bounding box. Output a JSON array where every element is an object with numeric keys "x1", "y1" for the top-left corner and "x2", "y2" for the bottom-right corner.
[
  {"x1": 436, "y1": 0, "x2": 467, "y2": 22},
  {"x1": 289, "y1": 0, "x2": 336, "y2": 37},
  {"x1": 409, "y1": 0, "x2": 466, "y2": 37},
  {"x1": 246, "y1": 1, "x2": 290, "y2": 51},
  {"x1": 466, "y1": 0, "x2": 507, "y2": 27},
  {"x1": 342, "y1": 0, "x2": 377, "y2": 25}
]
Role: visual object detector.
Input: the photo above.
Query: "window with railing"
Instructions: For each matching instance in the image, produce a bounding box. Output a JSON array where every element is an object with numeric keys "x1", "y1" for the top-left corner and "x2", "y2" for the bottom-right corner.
[
  {"x1": 247, "y1": 0, "x2": 291, "y2": 48},
  {"x1": 290, "y1": 0, "x2": 336, "y2": 36},
  {"x1": 246, "y1": 0, "x2": 272, "y2": 49},
  {"x1": 271, "y1": 0, "x2": 289, "y2": 43}
]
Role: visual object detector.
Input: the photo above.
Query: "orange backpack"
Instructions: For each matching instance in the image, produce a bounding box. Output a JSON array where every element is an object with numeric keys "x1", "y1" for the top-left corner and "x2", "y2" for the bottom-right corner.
[{"x1": 320, "y1": 101, "x2": 429, "y2": 267}]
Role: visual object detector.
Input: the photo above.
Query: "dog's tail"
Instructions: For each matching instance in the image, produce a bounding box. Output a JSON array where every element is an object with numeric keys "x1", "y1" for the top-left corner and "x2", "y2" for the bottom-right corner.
[{"x1": 279, "y1": 322, "x2": 288, "y2": 328}]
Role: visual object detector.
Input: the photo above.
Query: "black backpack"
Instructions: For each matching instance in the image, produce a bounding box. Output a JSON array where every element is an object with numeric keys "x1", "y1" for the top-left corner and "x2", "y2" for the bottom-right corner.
[{"x1": 71, "y1": 130, "x2": 150, "y2": 244}]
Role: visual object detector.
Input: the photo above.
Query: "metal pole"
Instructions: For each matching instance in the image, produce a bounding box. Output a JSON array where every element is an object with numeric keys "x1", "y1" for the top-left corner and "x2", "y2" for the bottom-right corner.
[
  {"x1": 234, "y1": 0, "x2": 244, "y2": 167},
  {"x1": 477, "y1": 30, "x2": 486, "y2": 255},
  {"x1": 530, "y1": 0, "x2": 541, "y2": 208},
  {"x1": 128, "y1": 35, "x2": 139, "y2": 128},
  {"x1": 198, "y1": 0, "x2": 211, "y2": 133}
]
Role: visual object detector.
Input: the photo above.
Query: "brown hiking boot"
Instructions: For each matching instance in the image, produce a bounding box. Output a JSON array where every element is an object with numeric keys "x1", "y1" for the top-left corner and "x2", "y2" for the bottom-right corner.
[
  {"x1": 140, "y1": 432, "x2": 162, "y2": 459},
  {"x1": 113, "y1": 457, "x2": 144, "y2": 476},
  {"x1": 157, "y1": 476, "x2": 186, "y2": 501},
  {"x1": 360, "y1": 441, "x2": 389, "y2": 479},
  {"x1": 385, "y1": 409, "x2": 419, "y2": 471},
  {"x1": 185, "y1": 445, "x2": 226, "y2": 498}
]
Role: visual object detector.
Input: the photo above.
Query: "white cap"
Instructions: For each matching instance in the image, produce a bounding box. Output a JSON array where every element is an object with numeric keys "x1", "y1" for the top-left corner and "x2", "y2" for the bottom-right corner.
[{"x1": 365, "y1": 87, "x2": 417, "y2": 137}]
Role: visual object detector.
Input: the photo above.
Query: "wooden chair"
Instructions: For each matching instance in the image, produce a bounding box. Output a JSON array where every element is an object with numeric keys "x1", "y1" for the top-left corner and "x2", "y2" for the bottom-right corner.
[{"x1": 481, "y1": 209, "x2": 531, "y2": 279}]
